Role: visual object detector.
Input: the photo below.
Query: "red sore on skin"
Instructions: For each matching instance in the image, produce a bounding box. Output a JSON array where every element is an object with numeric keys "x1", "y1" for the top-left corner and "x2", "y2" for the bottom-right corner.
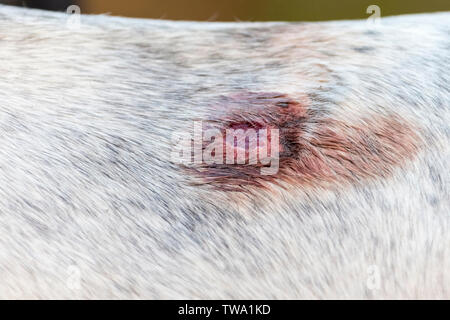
[{"x1": 190, "y1": 92, "x2": 420, "y2": 191}]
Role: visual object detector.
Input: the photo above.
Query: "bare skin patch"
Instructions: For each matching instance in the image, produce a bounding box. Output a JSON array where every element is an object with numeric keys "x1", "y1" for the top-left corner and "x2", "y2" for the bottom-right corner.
[{"x1": 185, "y1": 92, "x2": 421, "y2": 192}]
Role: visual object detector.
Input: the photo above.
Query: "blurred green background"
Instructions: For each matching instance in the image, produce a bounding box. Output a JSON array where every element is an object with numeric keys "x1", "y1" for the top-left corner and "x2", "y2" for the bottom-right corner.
[{"x1": 2, "y1": 0, "x2": 450, "y2": 21}]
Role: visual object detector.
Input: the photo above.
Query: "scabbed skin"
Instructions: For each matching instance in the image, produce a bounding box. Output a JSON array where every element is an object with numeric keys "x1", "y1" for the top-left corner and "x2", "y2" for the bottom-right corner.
[{"x1": 0, "y1": 5, "x2": 449, "y2": 299}]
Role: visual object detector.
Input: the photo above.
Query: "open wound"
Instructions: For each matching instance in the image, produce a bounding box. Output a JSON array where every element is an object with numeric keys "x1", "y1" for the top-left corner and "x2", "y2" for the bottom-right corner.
[{"x1": 173, "y1": 91, "x2": 420, "y2": 191}]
